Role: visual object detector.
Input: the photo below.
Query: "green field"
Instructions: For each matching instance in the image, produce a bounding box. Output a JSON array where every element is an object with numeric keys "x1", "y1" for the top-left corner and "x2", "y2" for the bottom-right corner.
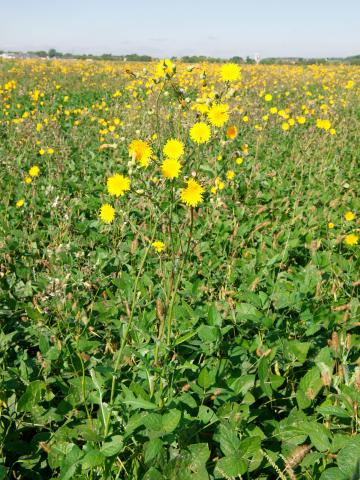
[{"x1": 1, "y1": 59, "x2": 360, "y2": 479}]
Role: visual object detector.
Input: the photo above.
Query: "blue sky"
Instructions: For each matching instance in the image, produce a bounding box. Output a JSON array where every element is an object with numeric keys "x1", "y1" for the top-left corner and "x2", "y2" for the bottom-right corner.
[{"x1": 1, "y1": 0, "x2": 359, "y2": 58}]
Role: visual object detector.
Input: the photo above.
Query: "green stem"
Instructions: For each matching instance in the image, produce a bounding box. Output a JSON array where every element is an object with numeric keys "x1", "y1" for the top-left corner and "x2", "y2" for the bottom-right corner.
[{"x1": 166, "y1": 208, "x2": 194, "y2": 345}]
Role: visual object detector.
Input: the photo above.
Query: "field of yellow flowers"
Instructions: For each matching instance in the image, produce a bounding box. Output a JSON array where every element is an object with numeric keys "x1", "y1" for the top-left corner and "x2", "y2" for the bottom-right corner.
[{"x1": 0, "y1": 58, "x2": 360, "y2": 479}]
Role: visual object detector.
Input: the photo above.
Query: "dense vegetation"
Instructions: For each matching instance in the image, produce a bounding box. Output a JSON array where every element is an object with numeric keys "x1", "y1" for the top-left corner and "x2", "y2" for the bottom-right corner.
[{"x1": 0, "y1": 59, "x2": 359, "y2": 479}]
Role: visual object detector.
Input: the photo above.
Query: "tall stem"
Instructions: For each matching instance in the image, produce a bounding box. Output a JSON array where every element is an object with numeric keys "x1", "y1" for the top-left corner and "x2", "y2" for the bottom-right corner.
[{"x1": 166, "y1": 208, "x2": 194, "y2": 345}]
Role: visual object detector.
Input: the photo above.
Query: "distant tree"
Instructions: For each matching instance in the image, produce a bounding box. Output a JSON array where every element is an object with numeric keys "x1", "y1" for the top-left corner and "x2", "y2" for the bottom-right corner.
[
  {"x1": 48, "y1": 49, "x2": 57, "y2": 58},
  {"x1": 245, "y1": 56, "x2": 255, "y2": 64},
  {"x1": 229, "y1": 56, "x2": 244, "y2": 64}
]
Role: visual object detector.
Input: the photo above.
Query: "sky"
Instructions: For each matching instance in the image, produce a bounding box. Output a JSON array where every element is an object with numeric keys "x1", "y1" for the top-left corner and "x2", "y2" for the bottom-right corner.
[{"x1": 1, "y1": 0, "x2": 359, "y2": 58}]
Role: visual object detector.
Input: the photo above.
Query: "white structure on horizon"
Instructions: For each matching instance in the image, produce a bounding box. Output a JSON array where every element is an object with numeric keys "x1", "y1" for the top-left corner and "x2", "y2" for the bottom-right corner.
[{"x1": 254, "y1": 53, "x2": 261, "y2": 64}]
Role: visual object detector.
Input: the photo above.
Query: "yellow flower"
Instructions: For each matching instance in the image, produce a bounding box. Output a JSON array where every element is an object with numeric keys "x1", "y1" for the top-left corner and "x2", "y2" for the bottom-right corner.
[
  {"x1": 226, "y1": 170, "x2": 235, "y2": 180},
  {"x1": 24, "y1": 176, "x2": 32, "y2": 184},
  {"x1": 152, "y1": 241, "x2": 165, "y2": 253},
  {"x1": 161, "y1": 158, "x2": 182, "y2": 180},
  {"x1": 180, "y1": 179, "x2": 205, "y2": 207},
  {"x1": 39, "y1": 148, "x2": 45, "y2": 155},
  {"x1": 16, "y1": 199, "x2": 24, "y2": 208},
  {"x1": 328, "y1": 222, "x2": 335, "y2": 229},
  {"x1": 316, "y1": 119, "x2": 331, "y2": 130},
  {"x1": 99, "y1": 204, "x2": 115, "y2": 224},
  {"x1": 215, "y1": 177, "x2": 225, "y2": 190},
  {"x1": 163, "y1": 139, "x2": 184, "y2": 160},
  {"x1": 190, "y1": 122, "x2": 211, "y2": 144},
  {"x1": 220, "y1": 63, "x2": 241, "y2": 82},
  {"x1": 47, "y1": 148, "x2": 54, "y2": 155},
  {"x1": 242, "y1": 116, "x2": 249, "y2": 123},
  {"x1": 297, "y1": 116, "x2": 306, "y2": 124},
  {"x1": 29, "y1": 165, "x2": 40, "y2": 177},
  {"x1": 156, "y1": 59, "x2": 174, "y2": 77},
  {"x1": 208, "y1": 104, "x2": 229, "y2": 127},
  {"x1": 264, "y1": 94, "x2": 273, "y2": 102},
  {"x1": 344, "y1": 234, "x2": 358, "y2": 246},
  {"x1": 226, "y1": 125, "x2": 238, "y2": 139},
  {"x1": 107, "y1": 174, "x2": 131, "y2": 197},
  {"x1": 344, "y1": 211, "x2": 355, "y2": 221},
  {"x1": 236, "y1": 157, "x2": 244, "y2": 165},
  {"x1": 282, "y1": 123, "x2": 290, "y2": 131},
  {"x1": 128, "y1": 139, "x2": 153, "y2": 167}
]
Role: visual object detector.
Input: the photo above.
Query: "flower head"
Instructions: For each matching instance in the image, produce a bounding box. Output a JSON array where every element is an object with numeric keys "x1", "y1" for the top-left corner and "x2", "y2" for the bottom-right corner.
[
  {"x1": 226, "y1": 125, "x2": 238, "y2": 139},
  {"x1": 156, "y1": 59, "x2": 174, "y2": 77},
  {"x1": 152, "y1": 241, "x2": 165, "y2": 253},
  {"x1": 128, "y1": 139, "x2": 153, "y2": 167},
  {"x1": 180, "y1": 179, "x2": 205, "y2": 207},
  {"x1": 344, "y1": 233, "x2": 358, "y2": 246},
  {"x1": 99, "y1": 204, "x2": 115, "y2": 224},
  {"x1": 190, "y1": 122, "x2": 211, "y2": 144},
  {"x1": 208, "y1": 104, "x2": 229, "y2": 127},
  {"x1": 220, "y1": 63, "x2": 241, "y2": 82},
  {"x1": 107, "y1": 174, "x2": 131, "y2": 197},
  {"x1": 163, "y1": 139, "x2": 184, "y2": 160},
  {"x1": 161, "y1": 158, "x2": 182, "y2": 180},
  {"x1": 16, "y1": 199, "x2": 24, "y2": 208},
  {"x1": 29, "y1": 165, "x2": 40, "y2": 177},
  {"x1": 264, "y1": 94, "x2": 273, "y2": 102},
  {"x1": 344, "y1": 211, "x2": 355, "y2": 221}
]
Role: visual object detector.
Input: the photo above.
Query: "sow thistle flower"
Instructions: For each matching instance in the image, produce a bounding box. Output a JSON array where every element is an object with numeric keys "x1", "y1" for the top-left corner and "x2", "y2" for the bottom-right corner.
[
  {"x1": 163, "y1": 139, "x2": 184, "y2": 160},
  {"x1": 220, "y1": 63, "x2": 241, "y2": 82},
  {"x1": 107, "y1": 174, "x2": 131, "y2": 197},
  {"x1": 152, "y1": 241, "x2": 165, "y2": 253},
  {"x1": 99, "y1": 204, "x2": 115, "y2": 224},
  {"x1": 344, "y1": 233, "x2": 358, "y2": 246},
  {"x1": 16, "y1": 199, "x2": 24, "y2": 208},
  {"x1": 264, "y1": 94, "x2": 273, "y2": 102},
  {"x1": 180, "y1": 179, "x2": 205, "y2": 207},
  {"x1": 29, "y1": 165, "x2": 40, "y2": 177},
  {"x1": 190, "y1": 122, "x2": 211, "y2": 144},
  {"x1": 161, "y1": 158, "x2": 182, "y2": 180},
  {"x1": 128, "y1": 139, "x2": 153, "y2": 167},
  {"x1": 156, "y1": 59, "x2": 174, "y2": 77},
  {"x1": 208, "y1": 104, "x2": 229, "y2": 127},
  {"x1": 344, "y1": 211, "x2": 355, "y2": 221},
  {"x1": 316, "y1": 119, "x2": 331, "y2": 131},
  {"x1": 226, "y1": 125, "x2": 238, "y2": 139}
]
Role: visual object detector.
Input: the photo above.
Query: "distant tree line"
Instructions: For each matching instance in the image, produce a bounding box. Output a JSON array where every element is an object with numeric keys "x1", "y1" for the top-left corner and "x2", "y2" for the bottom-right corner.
[{"x1": 1, "y1": 48, "x2": 359, "y2": 65}]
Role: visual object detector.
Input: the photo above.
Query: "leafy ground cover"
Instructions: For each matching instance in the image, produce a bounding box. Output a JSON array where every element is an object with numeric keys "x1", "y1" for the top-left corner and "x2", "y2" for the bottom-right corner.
[{"x1": 0, "y1": 59, "x2": 360, "y2": 479}]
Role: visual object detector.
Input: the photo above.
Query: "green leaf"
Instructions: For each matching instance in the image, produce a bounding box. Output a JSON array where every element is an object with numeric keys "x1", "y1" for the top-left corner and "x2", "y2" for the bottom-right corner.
[
  {"x1": 100, "y1": 436, "x2": 124, "y2": 457},
  {"x1": 215, "y1": 456, "x2": 247, "y2": 477},
  {"x1": 123, "y1": 398, "x2": 157, "y2": 410},
  {"x1": 337, "y1": 440, "x2": 360, "y2": 477},
  {"x1": 319, "y1": 468, "x2": 347, "y2": 480},
  {"x1": 307, "y1": 423, "x2": 331, "y2": 452},
  {"x1": 285, "y1": 340, "x2": 311, "y2": 364},
  {"x1": 82, "y1": 450, "x2": 105, "y2": 469},
  {"x1": 208, "y1": 303, "x2": 222, "y2": 326},
  {"x1": 17, "y1": 381, "x2": 46, "y2": 412},
  {"x1": 198, "y1": 367, "x2": 212, "y2": 389},
  {"x1": 162, "y1": 409, "x2": 181, "y2": 433},
  {"x1": 0, "y1": 465, "x2": 8, "y2": 480},
  {"x1": 144, "y1": 439, "x2": 163, "y2": 464},
  {"x1": 197, "y1": 325, "x2": 221, "y2": 343},
  {"x1": 198, "y1": 405, "x2": 217, "y2": 424}
]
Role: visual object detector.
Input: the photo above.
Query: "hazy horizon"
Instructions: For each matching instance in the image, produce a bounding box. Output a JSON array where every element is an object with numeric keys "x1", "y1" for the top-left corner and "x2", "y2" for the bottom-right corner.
[{"x1": 1, "y1": 0, "x2": 359, "y2": 59}]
